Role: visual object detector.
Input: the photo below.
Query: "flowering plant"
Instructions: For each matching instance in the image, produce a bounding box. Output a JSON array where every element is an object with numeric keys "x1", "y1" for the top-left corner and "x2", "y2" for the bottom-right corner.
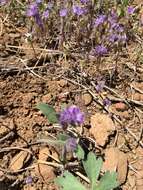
[{"x1": 37, "y1": 103, "x2": 119, "y2": 190}]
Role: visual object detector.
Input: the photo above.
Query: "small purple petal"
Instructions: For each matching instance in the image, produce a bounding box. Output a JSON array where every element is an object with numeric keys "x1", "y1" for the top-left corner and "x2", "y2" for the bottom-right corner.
[
  {"x1": 94, "y1": 45, "x2": 108, "y2": 56},
  {"x1": 94, "y1": 14, "x2": 106, "y2": 27},
  {"x1": 25, "y1": 176, "x2": 33, "y2": 184},
  {"x1": 0, "y1": 0, "x2": 8, "y2": 5},
  {"x1": 95, "y1": 80, "x2": 105, "y2": 93},
  {"x1": 26, "y1": 3, "x2": 39, "y2": 17},
  {"x1": 60, "y1": 8, "x2": 68, "y2": 17},
  {"x1": 59, "y1": 105, "x2": 84, "y2": 127},
  {"x1": 36, "y1": 0, "x2": 42, "y2": 4},
  {"x1": 127, "y1": 6, "x2": 135, "y2": 15},
  {"x1": 80, "y1": 0, "x2": 89, "y2": 3},
  {"x1": 103, "y1": 98, "x2": 111, "y2": 107},
  {"x1": 109, "y1": 34, "x2": 119, "y2": 42},
  {"x1": 43, "y1": 9, "x2": 49, "y2": 18},
  {"x1": 72, "y1": 5, "x2": 87, "y2": 16}
]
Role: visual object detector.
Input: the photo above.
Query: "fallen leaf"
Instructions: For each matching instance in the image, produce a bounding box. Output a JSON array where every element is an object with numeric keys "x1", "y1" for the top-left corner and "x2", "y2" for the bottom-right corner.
[
  {"x1": 89, "y1": 113, "x2": 115, "y2": 146},
  {"x1": 35, "y1": 164, "x2": 55, "y2": 181},
  {"x1": 102, "y1": 148, "x2": 118, "y2": 172},
  {"x1": 39, "y1": 147, "x2": 50, "y2": 161},
  {"x1": 102, "y1": 147, "x2": 128, "y2": 185},
  {"x1": 9, "y1": 151, "x2": 31, "y2": 171}
]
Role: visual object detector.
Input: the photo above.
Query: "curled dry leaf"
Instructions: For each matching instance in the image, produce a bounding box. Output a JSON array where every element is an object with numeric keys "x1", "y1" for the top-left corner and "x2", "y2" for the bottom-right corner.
[
  {"x1": 90, "y1": 113, "x2": 115, "y2": 146},
  {"x1": 9, "y1": 151, "x2": 31, "y2": 172},
  {"x1": 34, "y1": 146, "x2": 55, "y2": 182},
  {"x1": 102, "y1": 147, "x2": 128, "y2": 185}
]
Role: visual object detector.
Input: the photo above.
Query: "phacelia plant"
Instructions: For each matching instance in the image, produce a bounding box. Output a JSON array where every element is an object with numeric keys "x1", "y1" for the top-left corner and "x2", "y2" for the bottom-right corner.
[{"x1": 37, "y1": 103, "x2": 119, "y2": 190}]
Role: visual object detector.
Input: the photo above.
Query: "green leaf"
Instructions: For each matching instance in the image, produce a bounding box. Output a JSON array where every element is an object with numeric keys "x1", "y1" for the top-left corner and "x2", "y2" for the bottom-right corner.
[
  {"x1": 36, "y1": 103, "x2": 58, "y2": 124},
  {"x1": 55, "y1": 171, "x2": 86, "y2": 190},
  {"x1": 96, "y1": 171, "x2": 119, "y2": 190},
  {"x1": 75, "y1": 145, "x2": 85, "y2": 160},
  {"x1": 82, "y1": 152, "x2": 103, "y2": 189}
]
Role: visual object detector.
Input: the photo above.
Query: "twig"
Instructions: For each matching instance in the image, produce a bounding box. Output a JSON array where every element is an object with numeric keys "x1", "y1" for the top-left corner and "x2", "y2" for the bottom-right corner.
[
  {"x1": 125, "y1": 126, "x2": 143, "y2": 148},
  {"x1": 0, "y1": 44, "x2": 64, "y2": 55},
  {"x1": 0, "y1": 166, "x2": 35, "y2": 174},
  {"x1": 0, "y1": 147, "x2": 33, "y2": 155},
  {"x1": 0, "y1": 131, "x2": 15, "y2": 143}
]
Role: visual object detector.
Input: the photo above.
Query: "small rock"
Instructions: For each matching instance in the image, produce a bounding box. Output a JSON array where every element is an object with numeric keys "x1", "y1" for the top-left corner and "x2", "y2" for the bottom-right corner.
[
  {"x1": 114, "y1": 102, "x2": 127, "y2": 112},
  {"x1": 81, "y1": 93, "x2": 92, "y2": 106}
]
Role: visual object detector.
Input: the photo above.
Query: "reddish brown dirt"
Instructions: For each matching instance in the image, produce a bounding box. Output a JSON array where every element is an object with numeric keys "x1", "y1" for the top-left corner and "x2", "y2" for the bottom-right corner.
[{"x1": 0, "y1": 8, "x2": 143, "y2": 190}]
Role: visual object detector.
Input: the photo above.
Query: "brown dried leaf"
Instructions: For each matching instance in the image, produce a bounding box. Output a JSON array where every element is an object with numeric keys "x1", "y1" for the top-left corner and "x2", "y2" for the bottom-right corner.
[
  {"x1": 102, "y1": 148, "x2": 128, "y2": 185},
  {"x1": 90, "y1": 113, "x2": 115, "y2": 146},
  {"x1": 9, "y1": 151, "x2": 31, "y2": 171},
  {"x1": 35, "y1": 164, "x2": 55, "y2": 181},
  {"x1": 102, "y1": 147, "x2": 118, "y2": 172},
  {"x1": 39, "y1": 147, "x2": 50, "y2": 161}
]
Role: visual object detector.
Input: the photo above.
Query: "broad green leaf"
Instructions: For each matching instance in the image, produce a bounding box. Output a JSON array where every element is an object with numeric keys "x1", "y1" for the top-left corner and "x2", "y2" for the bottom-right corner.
[
  {"x1": 82, "y1": 152, "x2": 103, "y2": 189},
  {"x1": 36, "y1": 103, "x2": 58, "y2": 123},
  {"x1": 96, "y1": 171, "x2": 119, "y2": 190},
  {"x1": 55, "y1": 171, "x2": 86, "y2": 190},
  {"x1": 75, "y1": 145, "x2": 85, "y2": 160}
]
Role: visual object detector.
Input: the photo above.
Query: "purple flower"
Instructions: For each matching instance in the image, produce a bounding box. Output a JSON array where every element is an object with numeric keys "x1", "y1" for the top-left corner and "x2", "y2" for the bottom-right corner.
[
  {"x1": 26, "y1": 3, "x2": 39, "y2": 17},
  {"x1": 127, "y1": 6, "x2": 135, "y2": 15},
  {"x1": 65, "y1": 138, "x2": 77, "y2": 152},
  {"x1": 80, "y1": 0, "x2": 89, "y2": 3},
  {"x1": 94, "y1": 14, "x2": 106, "y2": 27},
  {"x1": 43, "y1": 9, "x2": 49, "y2": 18},
  {"x1": 103, "y1": 98, "x2": 111, "y2": 107},
  {"x1": 94, "y1": 45, "x2": 108, "y2": 56},
  {"x1": 109, "y1": 34, "x2": 119, "y2": 42},
  {"x1": 0, "y1": 0, "x2": 8, "y2": 5},
  {"x1": 95, "y1": 80, "x2": 105, "y2": 93},
  {"x1": 25, "y1": 176, "x2": 33, "y2": 184},
  {"x1": 35, "y1": 14, "x2": 44, "y2": 29},
  {"x1": 27, "y1": 3, "x2": 44, "y2": 30},
  {"x1": 72, "y1": 5, "x2": 86, "y2": 16},
  {"x1": 59, "y1": 105, "x2": 84, "y2": 127},
  {"x1": 36, "y1": 0, "x2": 42, "y2": 4},
  {"x1": 60, "y1": 8, "x2": 68, "y2": 17},
  {"x1": 47, "y1": 2, "x2": 53, "y2": 9}
]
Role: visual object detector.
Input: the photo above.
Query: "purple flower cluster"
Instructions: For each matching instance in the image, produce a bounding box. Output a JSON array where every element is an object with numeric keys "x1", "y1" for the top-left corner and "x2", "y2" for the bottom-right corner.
[
  {"x1": 0, "y1": 0, "x2": 8, "y2": 5},
  {"x1": 72, "y1": 5, "x2": 87, "y2": 16},
  {"x1": 91, "y1": 45, "x2": 108, "y2": 57},
  {"x1": 60, "y1": 8, "x2": 68, "y2": 17},
  {"x1": 59, "y1": 105, "x2": 84, "y2": 128},
  {"x1": 107, "y1": 10, "x2": 127, "y2": 45},
  {"x1": 94, "y1": 14, "x2": 107, "y2": 27},
  {"x1": 127, "y1": 6, "x2": 135, "y2": 15},
  {"x1": 26, "y1": 3, "x2": 44, "y2": 30}
]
